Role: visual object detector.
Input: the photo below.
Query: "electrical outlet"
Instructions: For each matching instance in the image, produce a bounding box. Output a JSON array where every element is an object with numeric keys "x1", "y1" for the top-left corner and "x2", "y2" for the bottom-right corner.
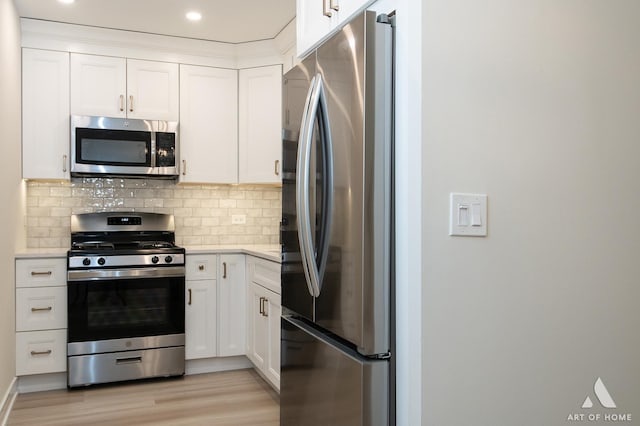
[{"x1": 231, "y1": 214, "x2": 246, "y2": 225}]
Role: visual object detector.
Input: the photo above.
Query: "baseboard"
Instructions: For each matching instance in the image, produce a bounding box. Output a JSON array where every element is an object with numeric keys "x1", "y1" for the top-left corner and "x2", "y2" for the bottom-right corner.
[
  {"x1": 0, "y1": 377, "x2": 17, "y2": 426},
  {"x1": 186, "y1": 356, "x2": 252, "y2": 376},
  {"x1": 17, "y1": 373, "x2": 67, "y2": 394}
]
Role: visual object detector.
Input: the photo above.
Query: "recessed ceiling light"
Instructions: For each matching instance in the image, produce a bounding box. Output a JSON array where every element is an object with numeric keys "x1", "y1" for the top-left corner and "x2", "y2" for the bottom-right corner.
[
  {"x1": 186, "y1": 11, "x2": 202, "y2": 21},
  {"x1": 58, "y1": 0, "x2": 75, "y2": 4}
]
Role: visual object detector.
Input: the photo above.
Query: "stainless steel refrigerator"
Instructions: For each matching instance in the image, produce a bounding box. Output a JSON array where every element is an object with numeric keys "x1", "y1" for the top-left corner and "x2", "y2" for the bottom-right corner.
[{"x1": 280, "y1": 10, "x2": 394, "y2": 426}]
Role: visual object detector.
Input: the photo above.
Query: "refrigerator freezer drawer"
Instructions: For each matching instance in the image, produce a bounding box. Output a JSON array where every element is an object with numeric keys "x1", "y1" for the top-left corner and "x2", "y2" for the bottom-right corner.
[{"x1": 281, "y1": 316, "x2": 389, "y2": 426}]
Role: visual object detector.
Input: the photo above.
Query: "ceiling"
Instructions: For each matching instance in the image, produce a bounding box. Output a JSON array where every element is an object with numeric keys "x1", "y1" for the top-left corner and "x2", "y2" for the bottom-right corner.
[{"x1": 14, "y1": 0, "x2": 296, "y2": 44}]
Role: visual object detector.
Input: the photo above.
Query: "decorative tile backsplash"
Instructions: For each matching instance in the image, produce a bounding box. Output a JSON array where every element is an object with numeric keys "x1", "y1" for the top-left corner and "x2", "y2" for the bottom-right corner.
[{"x1": 26, "y1": 178, "x2": 282, "y2": 248}]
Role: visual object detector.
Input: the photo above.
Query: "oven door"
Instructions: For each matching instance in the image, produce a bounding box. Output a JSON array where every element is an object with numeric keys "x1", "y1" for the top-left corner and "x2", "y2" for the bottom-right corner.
[{"x1": 67, "y1": 267, "x2": 185, "y2": 345}]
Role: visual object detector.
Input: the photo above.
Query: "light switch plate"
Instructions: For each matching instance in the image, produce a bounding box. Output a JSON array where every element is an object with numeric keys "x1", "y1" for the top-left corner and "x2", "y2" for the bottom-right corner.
[{"x1": 449, "y1": 193, "x2": 487, "y2": 237}]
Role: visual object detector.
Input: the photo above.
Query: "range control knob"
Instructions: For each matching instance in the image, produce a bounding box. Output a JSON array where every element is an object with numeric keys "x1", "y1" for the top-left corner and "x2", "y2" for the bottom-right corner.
[
  {"x1": 82, "y1": 258, "x2": 91, "y2": 266},
  {"x1": 151, "y1": 256, "x2": 159, "y2": 264},
  {"x1": 165, "y1": 256, "x2": 173, "y2": 264},
  {"x1": 97, "y1": 257, "x2": 106, "y2": 266}
]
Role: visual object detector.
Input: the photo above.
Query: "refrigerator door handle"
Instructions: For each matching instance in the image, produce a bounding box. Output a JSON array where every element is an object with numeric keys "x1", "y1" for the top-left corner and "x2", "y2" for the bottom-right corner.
[
  {"x1": 297, "y1": 73, "x2": 334, "y2": 298},
  {"x1": 296, "y1": 75, "x2": 318, "y2": 298},
  {"x1": 314, "y1": 74, "x2": 334, "y2": 296}
]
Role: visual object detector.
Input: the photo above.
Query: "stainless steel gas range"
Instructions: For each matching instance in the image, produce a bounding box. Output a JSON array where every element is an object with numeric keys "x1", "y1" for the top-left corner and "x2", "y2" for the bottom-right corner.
[{"x1": 66, "y1": 212, "x2": 185, "y2": 387}]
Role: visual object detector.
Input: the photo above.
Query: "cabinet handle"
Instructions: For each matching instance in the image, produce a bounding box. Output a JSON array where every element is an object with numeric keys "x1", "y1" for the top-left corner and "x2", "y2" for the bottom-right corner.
[
  {"x1": 31, "y1": 271, "x2": 52, "y2": 276},
  {"x1": 222, "y1": 262, "x2": 227, "y2": 279},
  {"x1": 188, "y1": 288, "x2": 192, "y2": 305},
  {"x1": 330, "y1": 0, "x2": 339, "y2": 11},
  {"x1": 322, "y1": 0, "x2": 333, "y2": 17},
  {"x1": 30, "y1": 350, "x2": 52, "y2": 356},
  {"x1": 259, "y1": 297, "x2": 264, "y2": 315},
  {"x1": 119, "y1": 94, "x2": 124, "y2": 112},
  {"x1": 274, "y1": 160, "x2": 280, "y2": 176},
  {"x1": 129, "y1": 95, "x2": 134, "y2": 112},
  {"x1": 198, "y1": 264, "x2": 204, "y2": 271},
  {"x1": 31, "y1": 307, "x2": 53, "y2": 312},
  {"x1": 263, "y1": 299, "x2": 269, "y2": 317},
  {"x1": 62, "y1": 155, "x2": 67, "y2": 173},
  {"x1": 182, "y1": 160, "x2": 187, "y2": 176}
]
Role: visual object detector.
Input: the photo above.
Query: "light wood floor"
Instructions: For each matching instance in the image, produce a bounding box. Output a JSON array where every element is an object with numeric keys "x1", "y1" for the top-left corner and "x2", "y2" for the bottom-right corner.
[{"x1": 8, "y1": 369, "x2": 279, "y2": 426}]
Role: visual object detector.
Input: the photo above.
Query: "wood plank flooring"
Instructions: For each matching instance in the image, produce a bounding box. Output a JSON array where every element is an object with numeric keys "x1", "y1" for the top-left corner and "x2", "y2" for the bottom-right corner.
[{"x1": 8, "y1": 369, "x2": 279, "y2": 426}]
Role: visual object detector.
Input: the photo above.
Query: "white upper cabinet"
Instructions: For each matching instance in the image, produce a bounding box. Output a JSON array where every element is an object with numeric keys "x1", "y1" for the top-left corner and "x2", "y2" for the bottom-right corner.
[
  {"x1": 22, "y1": 48, "x2": 70, "y2": 180},
  {"x1": 179, "y1": 65, "x2": 238, "y2": 184},
  {"x1": 70, "y1": 54, "x2": 178, "y2": 121},
  {"x1": 127, "y1": 59, "x2": 179, "y2": 121},
  {"x1": 296, "y1": 0, "x2": 376, "y2": 58},
  {"x1": 238, "y1": 65, "x2": 283, "y2": 184},
  {"x1": 70, "y1": 54, "x2": 126, "y2": 118}
]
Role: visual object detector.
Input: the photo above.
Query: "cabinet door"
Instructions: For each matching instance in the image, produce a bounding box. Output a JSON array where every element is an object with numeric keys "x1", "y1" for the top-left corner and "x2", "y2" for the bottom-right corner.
[
  {"x1": 126, "y1": 59, "x2": 179, "y2": 121},
  {"x1": 265, "y1": 292, "x2": 281, "y2": 390},
  {"x1": 185, "y1": 279, "x2": 217, "y2": 360},
  {"x1": 238, "y1": 65, "x2": 283, "y2": 184},
  {"x1": 70, "y1": 53, "x2": 126, "y2": 118},
  {"x1": 217, "y1": 255, "x2": 246, "y2": 357},
  {"x1": 296, "y1": 0, "x2": 335, "y2": 58},
  {"x1": 247, "y1": 282, "x2": 268, "y2": 370},
  {"x1": 22, "y1": 48, "x2": 70, "y2": 180},
  {"x1": 179, "y1": 65, "x2": 238, "y2": 183}
]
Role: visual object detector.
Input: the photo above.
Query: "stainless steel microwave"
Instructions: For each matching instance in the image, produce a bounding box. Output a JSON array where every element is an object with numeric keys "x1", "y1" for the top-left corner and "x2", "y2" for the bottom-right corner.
[{"x1": 70, "y1": 115, "x2": 179, "y2": 178}]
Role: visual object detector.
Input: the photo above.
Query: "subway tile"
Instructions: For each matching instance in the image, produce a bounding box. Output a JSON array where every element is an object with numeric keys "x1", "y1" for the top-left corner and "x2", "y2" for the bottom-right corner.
[{"x1": 26, "y1": 181, "x2": 281, "y2": 248}]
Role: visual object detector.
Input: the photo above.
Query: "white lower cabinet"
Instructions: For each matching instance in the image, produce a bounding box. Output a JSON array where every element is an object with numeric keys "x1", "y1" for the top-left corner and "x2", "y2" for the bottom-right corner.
[
  {"x1": 246, "y1": 256, "x2": 281, "y2": 390},
  {"x1": 16, "y1": 286, "x2": 67, "y2": 332},
  {"x1": 16, "y1": 329, "x2": 67, "y2": 376},
  {"x1": 15, "y1": 257, "x2": 68, "y2": 377},
  {"x1": 185, "y1": 255, "x2": 217, "y2": 360},
  {"x1": 217, "y1": 255, "x2": 246, "y2": 357}
]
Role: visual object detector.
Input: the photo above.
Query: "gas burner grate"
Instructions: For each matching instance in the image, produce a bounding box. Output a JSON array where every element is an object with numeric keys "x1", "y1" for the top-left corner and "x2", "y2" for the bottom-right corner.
[
  {"x1": 72, "y1": 242, "x2": 116, "y2": 250},
  {"x1": 137, "y1": 241, "x2": 176, "y2": 249}
]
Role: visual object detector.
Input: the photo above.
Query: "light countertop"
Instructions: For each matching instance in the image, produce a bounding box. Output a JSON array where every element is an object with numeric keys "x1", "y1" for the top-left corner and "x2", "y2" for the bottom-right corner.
[{"x1": 15, "y1": 245, "x2": 281, "y2": 263}]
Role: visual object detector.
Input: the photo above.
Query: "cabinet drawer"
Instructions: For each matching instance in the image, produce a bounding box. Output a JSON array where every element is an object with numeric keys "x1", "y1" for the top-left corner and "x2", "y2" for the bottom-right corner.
[
  {"x1": 16, "y1": 329, "x2": 67, "y2": 376},
  {"x1": 186, "y1": 254, "x2": 217, "y2": 280},
  {"x1": 16, "y1": 258, "x2": 67, "y2": 288},
  {"x1": 248, "y1": 256, "x2": 280, "y2": 295},
  {"x1": 16, "y1": 286, "x2": 67, "y2": 332}
]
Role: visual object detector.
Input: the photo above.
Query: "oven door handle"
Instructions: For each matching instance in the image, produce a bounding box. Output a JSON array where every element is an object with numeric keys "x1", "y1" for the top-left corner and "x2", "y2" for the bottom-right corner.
[{"x1": 67, "y1": 266, "x2": 186, "y2": 281}]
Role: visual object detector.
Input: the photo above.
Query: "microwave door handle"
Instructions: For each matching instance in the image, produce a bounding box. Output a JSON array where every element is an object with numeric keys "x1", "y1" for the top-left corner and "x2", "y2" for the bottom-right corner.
[{"x1": 296, "y1": 75, "x2": 318, "y2": 298}]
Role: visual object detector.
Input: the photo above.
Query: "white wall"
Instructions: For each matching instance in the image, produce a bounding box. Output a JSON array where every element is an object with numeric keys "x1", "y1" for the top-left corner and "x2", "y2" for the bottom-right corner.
[
  {"x1": 421, "y1": 1, "x2": 640, "y2": 424},
  {"x1": 0, "y1": 0, "x2": 23, "y2": 409}
]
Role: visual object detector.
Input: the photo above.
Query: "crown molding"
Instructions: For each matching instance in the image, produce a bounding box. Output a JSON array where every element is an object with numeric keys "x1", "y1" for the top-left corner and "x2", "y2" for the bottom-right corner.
[{"x1": 21, "y1": 18, "x2": 297, "y2": 69}]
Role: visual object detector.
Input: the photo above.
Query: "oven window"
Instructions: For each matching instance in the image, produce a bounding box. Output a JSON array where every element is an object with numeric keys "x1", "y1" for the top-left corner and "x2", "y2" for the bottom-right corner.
[
  {"x1": 76, "y1": 128, "x2": 152, "y2": 166},
  {"x1": 68, "y1": 276, "x2": 185, "y2": 343}
]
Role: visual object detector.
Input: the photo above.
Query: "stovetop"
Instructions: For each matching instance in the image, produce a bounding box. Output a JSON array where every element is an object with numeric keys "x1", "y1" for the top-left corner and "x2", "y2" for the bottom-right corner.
[{"x1": 68, "y1": 212, "x2": 184, "y2": 269}]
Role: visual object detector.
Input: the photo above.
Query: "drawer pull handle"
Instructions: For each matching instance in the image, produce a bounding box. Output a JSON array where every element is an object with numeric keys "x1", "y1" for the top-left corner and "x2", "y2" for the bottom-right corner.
[
  {"x1": 116, "y1": 356, "x2": 142, "y2": 365},
  {"x1": 222, "y1": 262, "x2": 227, "y2": 279},
  {"x1": 31, "y1": 271, "x2": 52, "y2": 276},
  {"x1": 119, "y1": 94, "x2": 124, "y2": 112},
  {"x1": 188, "y1": 288, "x2": 192, "y2": 305},
  {"x1": 198, "y1": 264, "x2": 204, "y2": 271},
  {"x1": 274, "y1": 159, "x2": 280, "y2": 176},
  {"x1": 30, "y1": 350, "x2": 52, "y2": 356},
  {"x1": 31, "y1": 307, "x2": 53, "y2": 312},
  {"x1": 129, "y1": 95, "x2": 134, "y2": 112}
]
